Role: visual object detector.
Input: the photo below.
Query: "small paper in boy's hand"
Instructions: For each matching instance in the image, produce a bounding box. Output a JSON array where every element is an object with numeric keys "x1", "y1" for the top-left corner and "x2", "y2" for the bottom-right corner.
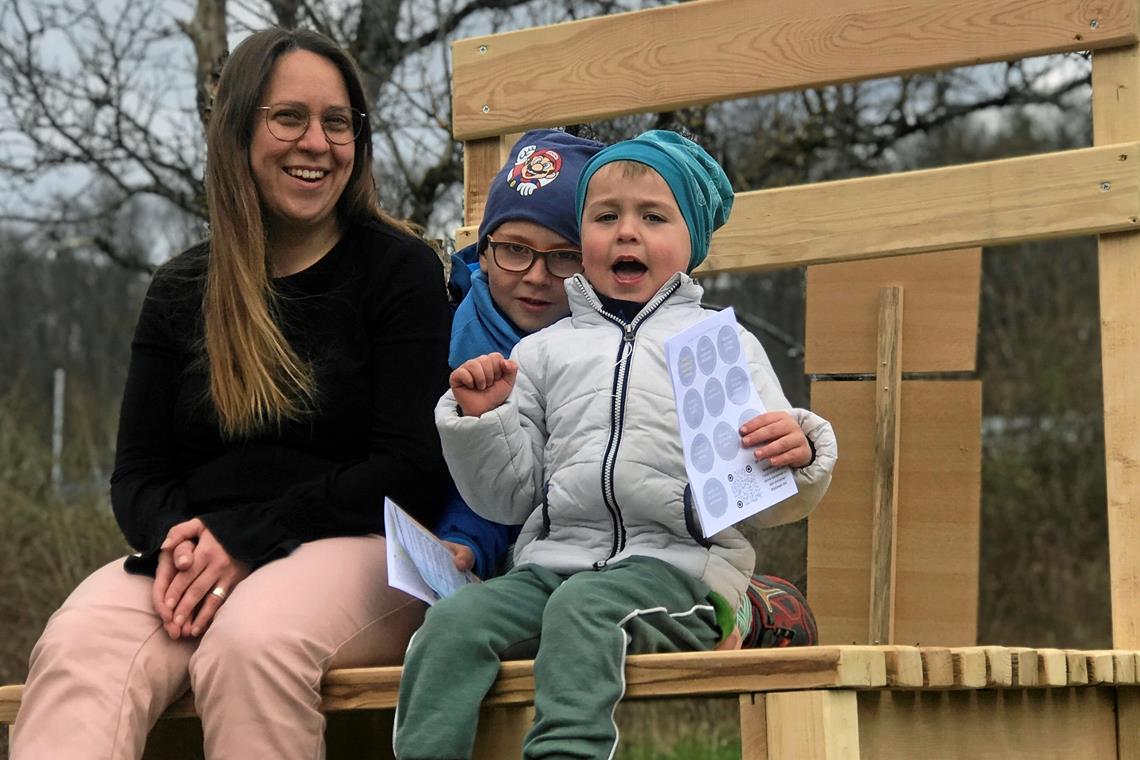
[{"x1": 384, "y1": 498, "x2": 479, "y2": 605}]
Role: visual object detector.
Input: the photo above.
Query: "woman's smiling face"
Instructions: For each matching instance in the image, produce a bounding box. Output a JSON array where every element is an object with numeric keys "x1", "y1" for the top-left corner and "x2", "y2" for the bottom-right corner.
[{"x1": 249, "y1": 49, "x2": 355, "y2": 240}]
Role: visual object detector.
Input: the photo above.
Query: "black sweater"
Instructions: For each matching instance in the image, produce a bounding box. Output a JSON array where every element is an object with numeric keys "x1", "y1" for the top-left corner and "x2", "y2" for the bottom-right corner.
[{"x1": 111, "y1": 220, "x2": 452, "y2": 573}]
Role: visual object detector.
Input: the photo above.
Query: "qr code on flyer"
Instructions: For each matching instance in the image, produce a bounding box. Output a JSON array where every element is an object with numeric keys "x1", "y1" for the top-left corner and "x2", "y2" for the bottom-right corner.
[{"x1": 726, "y1": 464, "x2": 764, "y2": 508}]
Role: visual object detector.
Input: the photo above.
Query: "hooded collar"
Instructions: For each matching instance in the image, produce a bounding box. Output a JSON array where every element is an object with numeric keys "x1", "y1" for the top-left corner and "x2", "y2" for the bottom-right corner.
[
  {"x1": 565, "y1": 272, "x2": 703, "y2": 324},
  {"x1": 449, "y1": 267, "x2": 526, "y2": 368}
]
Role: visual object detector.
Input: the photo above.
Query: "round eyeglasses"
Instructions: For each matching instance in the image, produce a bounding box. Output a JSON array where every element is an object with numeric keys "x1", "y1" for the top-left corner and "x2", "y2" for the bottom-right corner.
[
  {"x1": 486, "y1": 239, "x2": 584, "y2": 279},
  {"x1": 255, "y1": 103, "x2": 366, "y2": 145}
]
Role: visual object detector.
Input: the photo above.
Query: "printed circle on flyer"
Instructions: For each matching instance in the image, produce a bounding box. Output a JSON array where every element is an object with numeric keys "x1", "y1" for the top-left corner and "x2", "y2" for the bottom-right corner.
[
  {"x1": 696, "y1": 336, "x2": 717, "y2": 375},
  {"x1": 713, "y1": 421, "x2": 740, "y2": 460},
  {"x1": 690, "y1": 434, "x2": 714, "y2": 473},
  {"x1": 677, "y1": 346, "x2": 697, "y2": 387},
  {"x1": 738, "y1": 408, "x2": 761, "y2": 428},
  {"x1": 702, "y1": 479, "x2": 729, "y2": 518},
  {"x1": 683, "y1": 389, "x2": 704, "y2": 428},
  {"x1": 704, "y1": 377, "x2": 726, "y2": 416},
  {"x1": 717, "y1": 325, "x2": 741, "y2": 363},
  {"x1": 725, "y1": 366, "x2": 751, "y2": 405}
]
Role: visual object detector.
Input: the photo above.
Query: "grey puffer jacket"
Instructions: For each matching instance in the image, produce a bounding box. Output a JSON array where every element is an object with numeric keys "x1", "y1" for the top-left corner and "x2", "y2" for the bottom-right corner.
[{"x1": 436, "y1": 273, "x2": 837, "y2": 612}]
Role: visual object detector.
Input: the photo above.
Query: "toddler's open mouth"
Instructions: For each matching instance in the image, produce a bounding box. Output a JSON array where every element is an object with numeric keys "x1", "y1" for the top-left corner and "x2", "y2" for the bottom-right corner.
[{"x1": 612, "y1": 259, "x2": 647, "y2": 277}]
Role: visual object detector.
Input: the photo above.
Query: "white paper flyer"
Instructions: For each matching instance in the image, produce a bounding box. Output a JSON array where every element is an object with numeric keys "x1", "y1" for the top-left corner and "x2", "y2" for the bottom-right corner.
[
  {"x1": 663, "y1": 308, "x2": 798, "y2": 536},
  {"x1": 384, "y1": 497, "x2": 479, "y2": 604}
]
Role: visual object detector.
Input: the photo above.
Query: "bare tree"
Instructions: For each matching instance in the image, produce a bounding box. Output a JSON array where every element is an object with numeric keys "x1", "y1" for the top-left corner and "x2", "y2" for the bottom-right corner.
[
  {"x1": 0, "y1": 0, "x2": 206, "y2": 270},
  {"x1": 0, "y1": 0, "x2": 652, "y2": 270}
]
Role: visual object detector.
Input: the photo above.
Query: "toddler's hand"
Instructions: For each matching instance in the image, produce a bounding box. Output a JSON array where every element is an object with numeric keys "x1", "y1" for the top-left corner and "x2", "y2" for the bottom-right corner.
[
  {"x1": 741, "y1": 411, "x2": 811, "y2": 468},
  {"x1": 451, "y1": 353, "x2": 517, "y2": 417}
]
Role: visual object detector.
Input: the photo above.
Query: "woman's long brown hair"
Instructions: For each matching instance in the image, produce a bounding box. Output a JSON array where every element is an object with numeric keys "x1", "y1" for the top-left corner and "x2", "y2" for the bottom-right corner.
[{"x1": 203, "y1": 28, "x2": 415, "y2": 438}]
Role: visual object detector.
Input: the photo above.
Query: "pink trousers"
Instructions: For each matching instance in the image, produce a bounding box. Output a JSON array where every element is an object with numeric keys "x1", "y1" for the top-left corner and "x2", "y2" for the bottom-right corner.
[{"x1": 10, "y1": 535, "x2": 424, "y2": 760}]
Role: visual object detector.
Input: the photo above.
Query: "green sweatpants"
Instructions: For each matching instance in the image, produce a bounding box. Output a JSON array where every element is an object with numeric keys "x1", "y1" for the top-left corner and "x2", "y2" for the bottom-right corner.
[{"x1": 394, "y1": 555, "x2": 722, "y2": 760}]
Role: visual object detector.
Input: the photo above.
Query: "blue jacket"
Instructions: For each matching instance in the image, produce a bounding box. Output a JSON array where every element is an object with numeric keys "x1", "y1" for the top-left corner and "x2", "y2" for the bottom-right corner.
[{"x1": 436, "y1": 244, "x2": 523, "y2": 578}]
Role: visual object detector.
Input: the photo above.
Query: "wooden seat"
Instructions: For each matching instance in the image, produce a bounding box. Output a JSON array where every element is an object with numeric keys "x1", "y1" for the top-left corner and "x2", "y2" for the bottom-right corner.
[{"x1": 5, "y1": 646, "x2": 1138, "y2": 758}]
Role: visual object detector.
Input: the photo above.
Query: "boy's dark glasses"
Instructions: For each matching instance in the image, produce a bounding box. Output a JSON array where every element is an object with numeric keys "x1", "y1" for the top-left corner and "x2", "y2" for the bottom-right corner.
[{"x1": 486, "y1": 239, "x2": 584, "y2": 279}]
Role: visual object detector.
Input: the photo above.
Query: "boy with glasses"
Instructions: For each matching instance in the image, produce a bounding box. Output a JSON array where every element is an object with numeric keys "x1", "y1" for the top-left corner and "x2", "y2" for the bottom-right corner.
[{"x1": 437, "y1": 129, "x2": 606, "y2": 579}]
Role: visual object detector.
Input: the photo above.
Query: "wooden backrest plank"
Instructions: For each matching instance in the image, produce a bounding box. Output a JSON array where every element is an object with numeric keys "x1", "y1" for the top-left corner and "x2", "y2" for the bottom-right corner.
[
  {"x1": 805, "y1": 250, "x2": 981, "y2": 374},
  {"x1": 701, "y1": 143, "x2": 1140, "y2": 274},
  {"x1": 460, "y1": 142, "x2": 1140, "y2": 274},
  {"x1": 451, "y1": 0, "x2": 1138, "y2": 139},
  {"x1": 808, "y1": 380, "x2": 981, "y2": 646}
]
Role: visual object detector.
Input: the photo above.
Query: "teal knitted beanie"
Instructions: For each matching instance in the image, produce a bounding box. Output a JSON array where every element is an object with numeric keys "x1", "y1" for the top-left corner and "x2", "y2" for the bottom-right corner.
[{"x1": 574, "y1": 130, "x2": 734, "y2": 272}]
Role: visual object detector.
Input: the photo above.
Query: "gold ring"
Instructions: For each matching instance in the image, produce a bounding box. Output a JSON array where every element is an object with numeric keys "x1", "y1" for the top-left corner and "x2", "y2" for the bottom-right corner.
[{"x1": 210, "y1": 586, "x2": 228, "y2": 602}]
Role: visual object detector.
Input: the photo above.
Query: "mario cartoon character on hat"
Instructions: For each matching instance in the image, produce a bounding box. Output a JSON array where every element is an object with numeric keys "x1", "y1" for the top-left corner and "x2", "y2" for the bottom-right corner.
[{"x1": 507, "y1": 144, "x2": 563, "y2": 196}]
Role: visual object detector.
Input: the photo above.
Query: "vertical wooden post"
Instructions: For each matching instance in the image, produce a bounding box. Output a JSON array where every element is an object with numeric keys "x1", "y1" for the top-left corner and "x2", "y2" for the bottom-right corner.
[
  {"x1": 499, "y1": 131, "x2": 525, "y2": 161},
  {"x1": 463, "y1": 137, "x2": 506, "y2": 228},
  {"x1": 869, "y1": 287, "x2": 904, "y2": 644},
  {"x1": 458, "y1": 133, "x2": 527, "y2": 249},
  {"x1": 1091, "y1": 40, "x2": 1140, "y2": 651},
  {"x1": 740, "y1": 693, "x2": 770, "y2": 760},
  {"x1": 766, "y1": 690, "x2": 860, "y2": 760}
]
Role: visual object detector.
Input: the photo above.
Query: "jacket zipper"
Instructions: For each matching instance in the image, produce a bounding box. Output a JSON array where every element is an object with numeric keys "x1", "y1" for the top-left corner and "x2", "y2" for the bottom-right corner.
[{"x1": 575, "y1": 278, "x2": 682, "y2": 568}]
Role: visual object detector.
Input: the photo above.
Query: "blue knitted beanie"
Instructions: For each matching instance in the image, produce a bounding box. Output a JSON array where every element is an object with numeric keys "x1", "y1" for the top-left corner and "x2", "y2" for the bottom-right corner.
[
  {"x1": 574, "y1": 130, "x2": 734, "y2": 272},
  {"x1": 477, "y1": 129, "x2": 606, "y2": 254}
]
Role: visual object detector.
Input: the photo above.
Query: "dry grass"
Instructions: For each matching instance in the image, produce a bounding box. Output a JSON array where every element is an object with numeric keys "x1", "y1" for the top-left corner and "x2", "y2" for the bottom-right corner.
[
  {"x1": 0, "y1": 388, "x2": 128, "y2": 687},
  {"x1": 0, "y1": 388, "x2": 127, "y2": 759}
]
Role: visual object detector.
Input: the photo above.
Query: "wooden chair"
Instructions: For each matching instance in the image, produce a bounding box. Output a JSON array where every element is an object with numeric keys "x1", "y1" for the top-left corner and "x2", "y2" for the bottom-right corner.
[{"x1": 6, "y1": 1, "x2": 1140, "y2": 756}]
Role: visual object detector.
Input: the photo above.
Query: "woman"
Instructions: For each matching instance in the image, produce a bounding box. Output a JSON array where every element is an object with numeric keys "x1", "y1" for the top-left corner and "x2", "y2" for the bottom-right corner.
[{"x1": 11, "y1": 28, "x2": 452, "y2": 759}]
